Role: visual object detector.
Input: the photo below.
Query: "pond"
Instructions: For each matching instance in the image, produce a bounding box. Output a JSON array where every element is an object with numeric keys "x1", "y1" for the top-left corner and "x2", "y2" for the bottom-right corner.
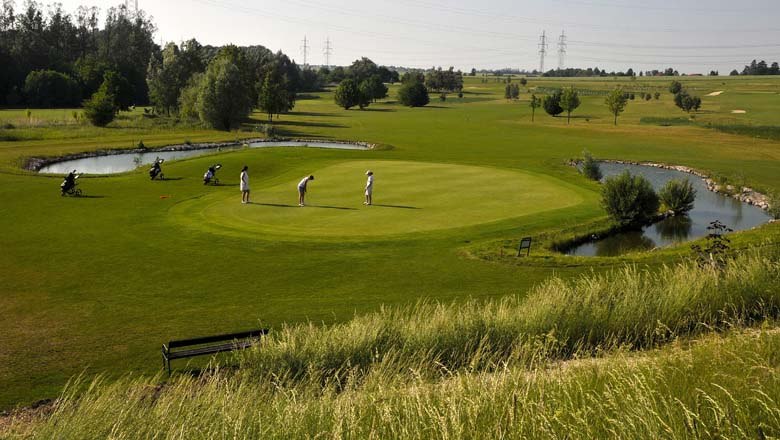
[
  {"x1": 564, "y1": 162, "x2": 771, "y2": 257},
  {"x1": 38, "y1": 140, "x2": 369, "y2": 175}
]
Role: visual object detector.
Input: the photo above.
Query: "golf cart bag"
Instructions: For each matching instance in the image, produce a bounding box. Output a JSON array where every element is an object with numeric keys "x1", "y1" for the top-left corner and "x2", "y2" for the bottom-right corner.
[
  {"x1": 203, "y1": 164, "x2": 222, "y2": 185},
  {"x1": 60, "y1": 171, "x2": 82, "y2": 196},
  {"x1": 149, "y1": 158, "x2": 165, "y2": 180}
]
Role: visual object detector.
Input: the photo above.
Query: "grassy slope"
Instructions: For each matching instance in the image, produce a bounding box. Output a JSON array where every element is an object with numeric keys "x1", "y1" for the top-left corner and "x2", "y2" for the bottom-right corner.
[{"x1": 0, "y1": 75, "x2": 779, "y2": 409}]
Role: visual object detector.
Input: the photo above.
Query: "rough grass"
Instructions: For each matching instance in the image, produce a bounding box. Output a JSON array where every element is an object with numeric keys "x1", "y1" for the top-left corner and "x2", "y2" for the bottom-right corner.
[{"x1": 6, "y1": 249, "x2": 780, "y2": 439}]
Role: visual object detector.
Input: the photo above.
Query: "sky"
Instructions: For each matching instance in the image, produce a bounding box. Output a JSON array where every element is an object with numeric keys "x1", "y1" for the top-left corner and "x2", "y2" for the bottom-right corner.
[{"x1": 49, "y1": 0, "x2": 780, "y2": 73}]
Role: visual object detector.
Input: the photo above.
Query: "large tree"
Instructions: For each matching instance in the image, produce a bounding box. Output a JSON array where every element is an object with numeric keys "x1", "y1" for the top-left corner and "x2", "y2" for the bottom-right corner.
[
  {"x1": 196, "y1": 55, "x2": 252, "y2": 130},
  {"x1": 542, "y1": 89, "x2": 563, "y2": 117},
  {"x1": 334, "y1": 78, "x2": 360, "y2": 109},
  {"x1": 258, "y1": 70, "x2": 292, "y2": 120},
  {"x1": 397, "y1": 81, "x2": 429, "y2": 107}
]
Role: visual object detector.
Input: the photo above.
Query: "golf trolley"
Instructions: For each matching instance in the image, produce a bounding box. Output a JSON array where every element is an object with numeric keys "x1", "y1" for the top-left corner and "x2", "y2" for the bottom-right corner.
[
  {"x1": 60, "y1": 171, "x2": 82, "y2": 197},
  {"x1": 203, "y1": 164, "x2": 222, "y2": 185},
  {"x1": 149, "y1": 157, "x2": 165, "y2": 180}
]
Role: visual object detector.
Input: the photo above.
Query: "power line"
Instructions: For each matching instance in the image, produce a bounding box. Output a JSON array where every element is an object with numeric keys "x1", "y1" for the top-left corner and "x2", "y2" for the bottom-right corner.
[
  {"x1": 558, "y1": 30, "x2": 567, "y2": 70},
  {"x1": 323, "y1": 37, "x2": 333, "y2": 68},
  {"x1": 538, "y1": 31, "x2": 548, "y2": 73}
]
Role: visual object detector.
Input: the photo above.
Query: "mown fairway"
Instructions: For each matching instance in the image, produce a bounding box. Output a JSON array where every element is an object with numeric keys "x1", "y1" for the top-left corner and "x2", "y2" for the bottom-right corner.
[{"x1": 1, "y1": 75, "x2": 779, "y2": 408}]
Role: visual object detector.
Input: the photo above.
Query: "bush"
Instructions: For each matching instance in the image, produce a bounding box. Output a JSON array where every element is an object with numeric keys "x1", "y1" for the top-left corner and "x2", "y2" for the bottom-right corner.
[
  {"x1": 542, "y1": 89, "x2": 563, "y2": 116},
  {"x1": 23, "y1": 70, "x2": 81, "y2": 108},
  {"x1": 82, "y1": 87, "x2": 117, "y2": 127},
  {"x1": 601, "y1": 171, "x2": 660, "y2": 224},
  {"x1": 397, "y1": 82, "x2": 429, "y2": 107},
  {"x1": 669, "y1": 80, "x2": 682, "y2": 94},
  {"x1": 659, "y1": 178, "x2": 696, "y2": 214},
  {"x1": 580, "y1": 150, "x2": 602, "y2": 181}
]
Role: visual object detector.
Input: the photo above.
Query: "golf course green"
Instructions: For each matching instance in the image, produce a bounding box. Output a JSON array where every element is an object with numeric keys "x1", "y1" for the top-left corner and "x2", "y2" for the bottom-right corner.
[
  {"x1": 172, "y1": 160, "x2": 584, "y2": 238},
  {"x1": 1, "y1": 74, "x2": 779, "y2": 410}
]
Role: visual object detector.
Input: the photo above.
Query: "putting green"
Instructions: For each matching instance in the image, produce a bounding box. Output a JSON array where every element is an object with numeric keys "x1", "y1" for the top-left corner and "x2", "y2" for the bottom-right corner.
[{"x1": 170, "y1": 160, "x2": 584, "y2": 238}]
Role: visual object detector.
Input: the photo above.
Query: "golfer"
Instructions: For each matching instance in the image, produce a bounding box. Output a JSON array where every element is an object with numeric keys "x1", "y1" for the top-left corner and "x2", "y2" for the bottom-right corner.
[
  {"x1": 240, "y1": 166, "x2": 250, "y2": 204},
  {"x1": 364, "y1": 170, "x2": 374, "y2": 205},
  {"x1": 298, "y1": 175, "x2": 314, "y2": 206}
]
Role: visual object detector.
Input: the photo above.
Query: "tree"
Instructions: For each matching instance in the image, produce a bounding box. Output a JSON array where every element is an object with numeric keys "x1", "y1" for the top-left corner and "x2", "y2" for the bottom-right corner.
[
  {"x1": 605, "y1": 88, "x2": 628, "y2": 125},
  {"x1": 82, "y1": 84, "x2": 116, "y2": 127},
  {"x1": 258, "y1": 70, "x2": 291, "y2": 120},
  {"x1": 559, "y1": 86, "x2": 580, "y2": 124},
  {"x1": 178, "y1": 73, "x2": 203, "y2": 121},
  {"x1": 520, "y1": 77, "x2": 527, "y2": 87},
  {"x1": 654, "y1": 92, "x2": 661, "y2": 100},
  {"x1": 334, "y1": 78, "x2": 360, "y2": 109},
  {"x1": 504, "y1": 84, "x2": 512, "y2": 100},
  {"x1": 196, "y1": 55, "x2": 251, "y2": 130},
  {"x1": 101, "y1": 70, "x2": 133, "y2": 111},
  {"x1": 23, "y1": 70, "x2": 80, "y2": 107},
  {"x1": 659, "y1": 178, "x2": 696, "y2": 214},
  {"x1": 397, "y1": 81, "x2": 429, "y2": 107},
  {"x1": 674, "y1": 90, "x2": 701, "y2": 113},
  {"x1": 357, "y1": 79, "x2": 373, "y2": 109},
  {"x1": 601, "y1": 171, "x2": 660, "y2": 225},
  {"x1": 529, "y1": 94, "x2": 541, "y2": 122},
  {"x1": 729, "y1": 69, "x2": 739, "y2": 76},
  {"x1": 668, "y1": 80, "x2": 682, "y2": 94},
  {"x1": 363, "y1": 75, "x2": 387, "y2": 102},
  {"x1": 470, "y1": 68, "x2": 477, "y2": 76},
  {"x1": 542, "y1": 89, "x2": 563, "y2": 117}
]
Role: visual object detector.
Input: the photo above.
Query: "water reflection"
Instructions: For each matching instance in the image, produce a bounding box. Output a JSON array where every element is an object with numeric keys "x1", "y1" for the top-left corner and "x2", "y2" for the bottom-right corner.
[{"x1": 565, "y1": 162, "x2": 770, "y2": 257}]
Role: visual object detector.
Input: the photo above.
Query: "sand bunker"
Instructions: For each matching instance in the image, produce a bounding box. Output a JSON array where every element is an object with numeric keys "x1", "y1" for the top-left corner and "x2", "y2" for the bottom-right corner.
[
  {"x1": 731, "y1": 110, "x2": 747, "y2": 114},
  {"x1": 706, "y1": 91, "x2": 724, "y2": 96}
]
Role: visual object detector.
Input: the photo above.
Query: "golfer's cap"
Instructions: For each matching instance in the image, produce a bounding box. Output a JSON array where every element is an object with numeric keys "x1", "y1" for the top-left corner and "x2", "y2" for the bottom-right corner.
[{"x1": 366, "y1": 170, "x2": 373, "y2": 175}]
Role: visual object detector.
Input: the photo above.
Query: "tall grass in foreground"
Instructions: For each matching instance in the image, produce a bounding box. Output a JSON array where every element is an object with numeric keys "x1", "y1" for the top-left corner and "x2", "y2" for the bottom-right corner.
[
  {"x1": 9, "y1": 328, "x2": 780, "y2": 438},
  {"x1": 6, "y1": 249, "x2": 780, "y2": 438}
]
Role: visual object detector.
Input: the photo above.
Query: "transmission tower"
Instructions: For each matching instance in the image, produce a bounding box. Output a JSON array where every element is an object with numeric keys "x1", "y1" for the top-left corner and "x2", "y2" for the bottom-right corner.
[
  {"x1": 323, "y1": 37, "x2": 333, "y2": 68},
  {"x1": 301, "y1": 36, "x2": 310, "y2": 68},
  {"x1": 124, "y1": 0, "x2": 138, "y2": 14},
  {"x1": 538, "y1": 31, "x2": 548, "y2": 73},
  {"x1": 557, "y1": 30, "x2": 567, "y2": 70}
]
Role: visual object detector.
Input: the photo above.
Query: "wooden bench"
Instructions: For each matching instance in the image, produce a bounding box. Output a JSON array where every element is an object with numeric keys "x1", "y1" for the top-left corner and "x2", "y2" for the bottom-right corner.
[{"x1": 162, "y1": 329, "x2": 268, "y2": 374}]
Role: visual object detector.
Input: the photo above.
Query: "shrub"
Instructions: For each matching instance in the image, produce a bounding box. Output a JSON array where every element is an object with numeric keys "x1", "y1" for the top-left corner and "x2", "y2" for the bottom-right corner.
[
  {"x1": 669, "y1": 80, "x2": 682, "y2": 94},
  {"x1": 654, "y1": 92, "x2": 661, "y2": 100},
  {"x1": 659, "y1": 178, "x2": 696, "y2": 214},
  {"x1": 601, "y1": 171, "x2": 660, "y2": 224},
  {"x1": 23, "y1": 70, "x2": 81, "y2": 108},
  {"x1": 397, "y1": 82, "x2": 429, "y2": 107},
  {"x1": 82, "y1": 87, "x2": 117, "y2": 127},
  {"x1": 580, "y1": 150, "x2": 602, "y2": 181},
  {"x1": 542, "y1": 89, "x2": 563, "y2": 116}
]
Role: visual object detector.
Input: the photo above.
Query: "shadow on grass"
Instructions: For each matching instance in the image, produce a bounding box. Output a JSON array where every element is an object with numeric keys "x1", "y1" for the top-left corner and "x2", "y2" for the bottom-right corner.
[
  {"x1": 157, "y1": 177, "x2": 184, "y2": 181},
  {"x1": 287, "y1": 111, "x2": 343, "y2": 118},
  {"x1": 251, "y1": 202, "x2": 357, "y2": 211},
  {"x1": 360, "y1": 108, "x2": 396, "y2": 113},
  {"x1": 275, "y1": 120, "x2": 348, "y2": 129},
  {"x1": 372, "y1": 204, "x2": 420, "y2": 209}
]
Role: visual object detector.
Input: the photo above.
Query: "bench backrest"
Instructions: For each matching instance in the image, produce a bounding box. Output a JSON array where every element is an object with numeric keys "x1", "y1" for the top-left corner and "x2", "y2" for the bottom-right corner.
[{"x1": 168, "y1": 329, "x2": 268, "y2": 349}]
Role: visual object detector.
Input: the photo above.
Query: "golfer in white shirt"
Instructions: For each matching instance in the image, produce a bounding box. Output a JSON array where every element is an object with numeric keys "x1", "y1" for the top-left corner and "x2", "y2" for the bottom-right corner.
[
  {"x1": 298, "y1": 175, "x2": 314, "y2": 206},
  {"x1": 364, "y1": 170, "x2": 374, "y2": 205},
  {"x1": 240, "y1": 165, "x2": 250, "y2": 204}
]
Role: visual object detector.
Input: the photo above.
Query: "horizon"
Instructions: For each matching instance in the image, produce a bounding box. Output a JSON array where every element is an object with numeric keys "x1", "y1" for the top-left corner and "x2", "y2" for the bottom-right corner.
[{"x1": 23, "y1": 0, "x2": 780, "y2": 74}]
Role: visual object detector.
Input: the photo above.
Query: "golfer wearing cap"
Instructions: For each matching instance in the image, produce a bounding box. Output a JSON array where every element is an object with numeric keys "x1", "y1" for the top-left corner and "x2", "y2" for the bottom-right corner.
[{"x1": 364, "y1": 170, "x2": 374, "y2": 205}]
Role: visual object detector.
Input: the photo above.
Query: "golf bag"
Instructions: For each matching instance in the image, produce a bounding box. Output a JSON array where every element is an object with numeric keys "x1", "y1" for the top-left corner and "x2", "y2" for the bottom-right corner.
[
  {"x1": 60, "y1": 171, "x2": 82, "y2": 196},
  {"x1": 203, "y1": 164, "x2": 222, "y2": 185},
  {"x1": 149, "y1": 158, "x2": 165, "y2": 180}
]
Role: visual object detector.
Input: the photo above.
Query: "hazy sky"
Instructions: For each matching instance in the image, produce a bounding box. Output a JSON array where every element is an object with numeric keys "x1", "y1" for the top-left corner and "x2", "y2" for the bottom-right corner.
[{"x1": 49, "y1": 0, "x2": 780, "y2": 73}]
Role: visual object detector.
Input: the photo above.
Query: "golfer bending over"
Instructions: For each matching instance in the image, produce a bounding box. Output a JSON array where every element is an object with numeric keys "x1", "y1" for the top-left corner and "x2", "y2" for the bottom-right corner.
[
  {"x1": 364, "y1": 170, "x2": 374, "y2": 205},
  {"x1": 298, "y1": 175, "x2": 314, "y2": 206},
  {"x1": 240, "y1": 165, "x2": 250, "y2": 204}
]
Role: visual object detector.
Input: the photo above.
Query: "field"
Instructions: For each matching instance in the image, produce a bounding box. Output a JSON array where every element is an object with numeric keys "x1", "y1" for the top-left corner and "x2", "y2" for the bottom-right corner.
[{"x1": 1, "y1": 74, "x2": 780, "y2": 414}]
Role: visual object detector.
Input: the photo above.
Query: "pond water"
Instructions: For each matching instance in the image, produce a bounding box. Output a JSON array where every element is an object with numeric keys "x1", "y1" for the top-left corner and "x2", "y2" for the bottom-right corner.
[
  {"x1": 564, "y1": 162, "x2": 771, "y2": 257},
  {"x1": 38, "y1": 141, "x2": 368, "y2": 175}
]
